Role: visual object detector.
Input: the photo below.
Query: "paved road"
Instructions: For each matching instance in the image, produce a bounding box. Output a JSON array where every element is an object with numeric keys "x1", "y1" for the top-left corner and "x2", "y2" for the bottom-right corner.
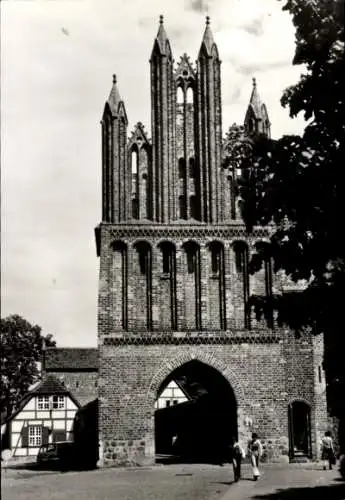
[{"x1": 2, "y1": 463, "x2": 345, "y2": 500}]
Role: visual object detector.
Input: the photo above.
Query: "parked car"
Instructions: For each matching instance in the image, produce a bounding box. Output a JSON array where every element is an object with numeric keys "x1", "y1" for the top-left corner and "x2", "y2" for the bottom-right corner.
[{"x1": 37, "y1": 441, "x2": 75, "y2": 470}]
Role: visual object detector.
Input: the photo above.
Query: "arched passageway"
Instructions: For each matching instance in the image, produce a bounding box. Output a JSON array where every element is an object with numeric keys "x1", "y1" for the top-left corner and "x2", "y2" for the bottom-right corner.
[{"x1": 154, "y1": 360, "x2": 237, "y2": 463}]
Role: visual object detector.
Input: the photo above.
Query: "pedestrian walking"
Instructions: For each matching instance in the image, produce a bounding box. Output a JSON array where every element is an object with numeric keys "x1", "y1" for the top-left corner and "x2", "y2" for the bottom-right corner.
[
  {"x1": 229, "y1": 437, "x2": 245, "y2": 482},
  {"x1": 248, "y1": 432, "x2": 263, "y2": 480},
  {"x1": 321, "y1": 431, "x2": 335, "y2": 470}
]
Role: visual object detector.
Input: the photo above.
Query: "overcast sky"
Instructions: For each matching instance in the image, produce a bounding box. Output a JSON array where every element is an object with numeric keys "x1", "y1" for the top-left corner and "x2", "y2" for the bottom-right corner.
[{"x1": 1, "y1": 0, "x2": 306, "y2": 347}]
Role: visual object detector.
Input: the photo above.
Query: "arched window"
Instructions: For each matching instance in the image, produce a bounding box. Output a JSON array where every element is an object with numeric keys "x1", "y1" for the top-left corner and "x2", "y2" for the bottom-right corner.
[
  {"x1": 131, "y1": 149, "x2": 139, "y2": 219},
  {"x1": 131, "y1": 150, "x2": 138, "y2": 174},
  {"x1": 186, "y1": 86, "x2": 194, "y2": 104},
  {"x1": 177, "y1": 86, "x2": 184, "y2": 104},
  {"x1": 234, "y1": 241, "x2": 250, "y2": 329}
]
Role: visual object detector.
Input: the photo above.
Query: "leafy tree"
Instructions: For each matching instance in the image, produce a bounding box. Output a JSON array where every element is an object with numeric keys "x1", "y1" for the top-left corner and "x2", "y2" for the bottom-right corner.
[
  {"x1": 238, "y1": 0, "x2": 344, "y2": 447},
  {"x1": 1, "y1": 314, "x2": 56, "y2": 421}
]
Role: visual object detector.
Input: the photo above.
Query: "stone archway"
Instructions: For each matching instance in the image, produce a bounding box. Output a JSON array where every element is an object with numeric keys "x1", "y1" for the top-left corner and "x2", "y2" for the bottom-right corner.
[{"x1": 147, "y1": 352, "x2": 245, "y2": 463}]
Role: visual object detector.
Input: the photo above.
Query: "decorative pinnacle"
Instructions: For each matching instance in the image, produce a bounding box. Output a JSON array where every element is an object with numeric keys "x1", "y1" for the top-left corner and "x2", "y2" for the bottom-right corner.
[
  {"x1": 159, "y1": 14, "x2": 164, "y2": 24},
  {"x1": 252, "y1": 77, "x2": 256, "y2": 88},
  {"x1": 112, "y1": 74, "x2": 117, "y2": 84},
  {"x1": 206, "y1": 15, "x2": 210, "y2": 26}
]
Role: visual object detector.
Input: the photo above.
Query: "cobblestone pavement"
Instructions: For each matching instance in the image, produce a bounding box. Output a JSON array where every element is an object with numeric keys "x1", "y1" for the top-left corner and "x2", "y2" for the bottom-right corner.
[{"x1": 2, "y1": 463, "x2": 345, "y2": 500}]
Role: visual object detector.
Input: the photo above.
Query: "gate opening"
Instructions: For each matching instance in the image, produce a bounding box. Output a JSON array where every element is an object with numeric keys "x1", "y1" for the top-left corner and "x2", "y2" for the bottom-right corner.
[
  {"x1": 154, "y1": 360, "x2": 237, "y2": 464},
  {"x1": 289, "y1": 401, "x2": 312, "y2": 460}
]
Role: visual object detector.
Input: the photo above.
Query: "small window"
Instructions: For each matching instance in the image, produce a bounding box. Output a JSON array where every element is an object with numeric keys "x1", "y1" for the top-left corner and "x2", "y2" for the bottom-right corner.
[
  {"x1": 132, "y1": 198, "x2": 139, "y2": 219},
  {"x1": 52, "y1": 395, "x2": 65, "y2": 410},
  {"x1": 37, "y1": 396, "x2": 50, "y2": 410},
  {"x1": 190, "y1": 195, "x2": 198, "y2": 220},
  {"x1": 186, "y1": 87, "x2": 193, "y2": 104},
  {"x1": 177, "y1": 86, "x2": 184, "y2": 104},
  {"x1": 131, "y1": 150, "x2": 138, "y2": 174},
  {"x1": 179, "y1": 196, "x2": 186, "y2": 219},
  {"x1": 318, "y1": 366, "x2": 322, "y2": 383},
  {"x1": 186, "y1": 248, "x2": 195, "y2": 274},
  {"x1": 136, "y1": 244, "x2": 150, "y2": 275},
  {"x1": 234, "y1": 243, "x2": 247, "y2": 274},
  {"x1": 178, "y1": 158, "x2": 186, "y2": 179},
  {"x1": 173, "y1": 400, "x2": 178, "y2": 406},
  {"x1": 166, "y1": 400, "x2": 171, "y2": 408},
  {"x1": 29, "y1": 426, "x2": 42, "y2": 447},
  {"x1": 189, "y1": 158, "x2": 195, "y2": 178},
  {"x1": 76, "y1": 381, "x2": 79, "y2": 389},
  {"x1": 95, "y1": 380, "x2": 98, "y2": 388},
  {"x1": 162, "y1": 249, "x2": 171, "y2": 274},
  {"x1": 211, "y1": 247, "x2": 220, "y2": 275}
]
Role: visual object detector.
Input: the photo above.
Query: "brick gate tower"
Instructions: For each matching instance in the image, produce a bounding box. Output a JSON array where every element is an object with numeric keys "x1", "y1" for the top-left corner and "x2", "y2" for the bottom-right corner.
[{"x1": 95, "y1": 16, "x2": 328, "y2": 467}]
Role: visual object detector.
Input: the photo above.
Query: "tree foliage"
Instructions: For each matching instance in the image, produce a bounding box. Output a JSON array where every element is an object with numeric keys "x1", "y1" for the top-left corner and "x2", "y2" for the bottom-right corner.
[
  {"x1": 239, "y1": 0, "x2": 344, "y2": 419},
  {"x1": 1, "y1": 314, "x2": 56, "y2": 421}
]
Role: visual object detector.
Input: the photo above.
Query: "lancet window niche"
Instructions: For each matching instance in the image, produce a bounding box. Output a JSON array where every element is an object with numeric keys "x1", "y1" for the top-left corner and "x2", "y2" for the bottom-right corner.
[
  {"x1": 178, "y1": 158, "x2": 187, "y2": 219},
  {"x1": 255, "y1": 241, "x2": 274, "y2": 328},
  {"x1": 183, "y1": 241, "x2": 201, "y2": 330},
  {"x1": 208, "y1": 242, "x2": 226, "y2": 330},
  {"x1": 159, "y1": 242, "x2": 177, "y2": 330},
  {"x1": 133, "y1": 241, "x2": 152, "y2": 330},
  {"x1": 233, "y1": 241, "x2": 250, "y2": 329},
  {"x1": 111, "y1": 241, "x2": 128, "y2": 330}
]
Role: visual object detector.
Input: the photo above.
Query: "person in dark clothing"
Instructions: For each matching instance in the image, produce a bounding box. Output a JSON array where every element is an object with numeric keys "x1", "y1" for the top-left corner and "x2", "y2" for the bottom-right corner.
[
  {"x1": 321, "y1": 431, "x2": 335, "y2": 470},
  {"x1": 229, "y1": 436, "x2": 245, "y2": 482}
]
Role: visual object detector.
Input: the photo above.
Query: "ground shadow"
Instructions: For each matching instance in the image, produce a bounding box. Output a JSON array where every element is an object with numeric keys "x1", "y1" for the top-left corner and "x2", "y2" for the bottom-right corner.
[
  {"x1": 3, "y1": 461, "x2": 97, "y2": 473},
  {"x1": 156, "y1": 455, "x2": 227, "y2": 466},
  {"x1": 252, "y1": 482, "x2": 345, "y2": 500}
]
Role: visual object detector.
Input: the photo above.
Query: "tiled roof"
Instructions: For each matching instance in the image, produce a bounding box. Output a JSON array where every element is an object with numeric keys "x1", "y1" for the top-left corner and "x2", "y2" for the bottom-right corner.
[
  {"x1": 33, "y1": 375, "x2": 69, "y2": 395},
  {"x1": 45, "y1": 348, "x2": 98, "y2": 371},
  {"x1": 3, "y1": 375, "x2": 80, "y2": 424}
]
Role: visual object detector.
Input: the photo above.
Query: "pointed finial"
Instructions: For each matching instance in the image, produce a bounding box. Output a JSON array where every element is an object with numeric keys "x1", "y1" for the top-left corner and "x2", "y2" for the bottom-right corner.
[
  {"x1": 159, "y1": 14, "x2": 164, "y2": 25},
  {"x1": 113, "y1": 74, "x2": 117, "y2": 84},
  {"x1": 206, "y1": 15, "x2": 210, "y2": 26},
  {"x1": 252, "y1": 77, "x2": 256, "y2": 88}
]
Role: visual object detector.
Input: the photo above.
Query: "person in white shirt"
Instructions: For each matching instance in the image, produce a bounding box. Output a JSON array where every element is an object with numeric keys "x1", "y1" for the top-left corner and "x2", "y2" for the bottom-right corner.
[
  {"x1": 248, "y1": 432, "x2": 263, "y2": 480},
  {"x1": 321, "y1": 431, "x2": 335, "y2": 470}
]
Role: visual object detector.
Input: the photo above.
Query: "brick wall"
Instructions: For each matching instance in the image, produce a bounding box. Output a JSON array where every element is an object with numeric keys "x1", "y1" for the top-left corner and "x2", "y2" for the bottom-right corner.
[
  {"x1": 48, "y1": 371, "x2": 98, "y2": 407},
  {"x1": 97, "y1": 336, "x2": 325, "y2": 467}
]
